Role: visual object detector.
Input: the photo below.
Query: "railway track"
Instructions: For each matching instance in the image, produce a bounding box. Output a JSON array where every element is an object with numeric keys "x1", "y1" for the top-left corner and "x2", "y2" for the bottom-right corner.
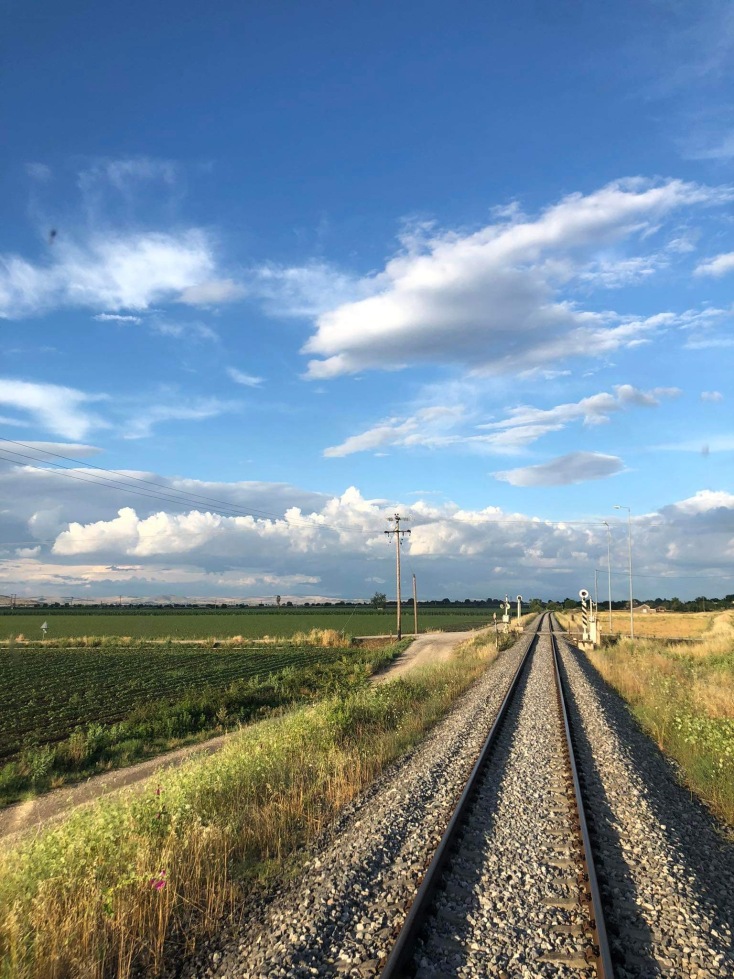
[
  {"x1": 180, "y1": 613, "x2": 734, "y2": 978},
  {"x1": 380, "y1": 613, "x2": 614, "y2": 978}
]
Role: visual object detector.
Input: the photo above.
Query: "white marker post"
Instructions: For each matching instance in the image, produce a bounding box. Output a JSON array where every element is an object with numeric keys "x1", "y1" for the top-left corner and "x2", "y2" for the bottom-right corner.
[
  {"x1": 40, "y1": 621, "x2": 48, "y2": 639},
  {"x1": 578, "y1": 589, "x2": 594, "y2": 649}
]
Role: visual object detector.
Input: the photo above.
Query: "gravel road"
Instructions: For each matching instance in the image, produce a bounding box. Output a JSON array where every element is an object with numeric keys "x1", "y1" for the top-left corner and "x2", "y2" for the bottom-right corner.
[{"x1": 372, "y1": 629, "x2": 492, "y2": 683}]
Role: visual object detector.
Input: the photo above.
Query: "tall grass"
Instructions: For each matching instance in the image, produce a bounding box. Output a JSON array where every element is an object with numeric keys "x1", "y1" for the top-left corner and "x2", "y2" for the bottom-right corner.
[
  {"x1": 0, "y1": 635, "x2": 498, "y2": 979},
  {"x1": 587, "y1": 614, "x2": 734, "y2": 825}
]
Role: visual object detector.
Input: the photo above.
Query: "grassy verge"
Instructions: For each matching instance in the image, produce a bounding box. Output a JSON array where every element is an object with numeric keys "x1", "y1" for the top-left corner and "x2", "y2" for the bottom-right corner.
[
  {"x1": 0, "y1": 633, "x2": 501, "y2": 979},
  {"x1": 0, "y1": 631, "x2": 405, "y2": 809},
  {"x1": 585, "y1": 615, "x2": 734, "y2": 826}
]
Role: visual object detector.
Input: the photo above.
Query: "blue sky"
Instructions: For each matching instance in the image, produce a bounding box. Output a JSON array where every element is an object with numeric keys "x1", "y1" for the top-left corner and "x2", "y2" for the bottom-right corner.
[{"x1": 1, "y1": 0, "x2": 733, "y2": 603}]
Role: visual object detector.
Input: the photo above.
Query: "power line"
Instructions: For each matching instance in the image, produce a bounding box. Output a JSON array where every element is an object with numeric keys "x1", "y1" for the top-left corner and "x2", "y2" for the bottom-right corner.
[
  {"x1": 594, "y1": 568, "x2": 734, "y2": 582},
  {"x1": 0, "y1": 449, "x2": 265, "y2": 516},
  {"x1": 0, "y1": 438, "x2": 287, "y2": 520},
  {"x1": 0, "y1": 443, "x2": 280, "y2": 517}
]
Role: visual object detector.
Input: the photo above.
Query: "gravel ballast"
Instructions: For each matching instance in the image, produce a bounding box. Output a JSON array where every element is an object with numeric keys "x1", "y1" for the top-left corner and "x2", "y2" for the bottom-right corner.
[
  {"x1": 557, "y1": 631, "x2": 734, "y2": 979},
  {"x1": 415, "y1": 633, "x2": 595, "y2": 978}
]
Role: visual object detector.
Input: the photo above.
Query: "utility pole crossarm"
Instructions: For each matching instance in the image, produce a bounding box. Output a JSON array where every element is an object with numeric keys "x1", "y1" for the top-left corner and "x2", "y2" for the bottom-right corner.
[{"x1": 385, "y1": 512, "x2": 411, "y2": 640}]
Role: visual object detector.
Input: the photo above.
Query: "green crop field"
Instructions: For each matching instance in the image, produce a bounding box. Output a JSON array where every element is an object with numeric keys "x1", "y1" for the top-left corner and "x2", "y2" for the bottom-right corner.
[
  {"x1": 0, "y1": 644, "x2": 342, "y2": 760},
  {"x1": 0, "y1": 606, "x2": 497, "y2": 640},
  {"x1": 0, "y1": 605, "x2": 496, "y2": 805},
  {"x1": 0, "y1": 636, "x2": 408, "y2": 806}
]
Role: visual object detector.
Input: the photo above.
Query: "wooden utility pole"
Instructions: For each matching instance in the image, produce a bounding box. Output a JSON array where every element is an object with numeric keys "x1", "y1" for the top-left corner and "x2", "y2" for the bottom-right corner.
[
  {"x1": 412, "y1": 573, "x2": 418, "y2": 636},
  {"x1": 385, "y1": 514, "x2": 410, "y2": 639}
]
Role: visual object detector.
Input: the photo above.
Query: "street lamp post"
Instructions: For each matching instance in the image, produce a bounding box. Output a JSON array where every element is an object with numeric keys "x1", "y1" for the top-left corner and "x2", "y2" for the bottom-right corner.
[
  {"x1": 613, "y1": 505, "x2": 634, "y2": 640},
  {"x1": 603, "y1": 520, "x2": 612, "y2": 633}
]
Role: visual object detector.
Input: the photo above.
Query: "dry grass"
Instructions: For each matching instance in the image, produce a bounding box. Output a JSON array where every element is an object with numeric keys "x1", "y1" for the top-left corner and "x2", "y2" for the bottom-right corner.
[
  {"x1": 0, "y1": 635, "x2": 497, "y2": 979},
  {"x1": 587, "y1": 613, "x2": 734, "y2": 825},
  {"x1": 563, "y1": 609, "x2": 722, "y2": 640}
]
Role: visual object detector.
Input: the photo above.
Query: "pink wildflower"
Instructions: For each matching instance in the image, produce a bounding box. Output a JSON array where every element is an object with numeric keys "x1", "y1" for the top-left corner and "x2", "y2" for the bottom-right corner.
[{"x1": 149, "y1": 870, "x2": 167, "y2": 891}]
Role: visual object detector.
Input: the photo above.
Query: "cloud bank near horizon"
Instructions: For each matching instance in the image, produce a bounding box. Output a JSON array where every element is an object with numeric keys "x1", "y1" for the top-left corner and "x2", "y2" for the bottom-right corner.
[{"x1": 0, "y1": 454, "x2": 731, "y2": 601}]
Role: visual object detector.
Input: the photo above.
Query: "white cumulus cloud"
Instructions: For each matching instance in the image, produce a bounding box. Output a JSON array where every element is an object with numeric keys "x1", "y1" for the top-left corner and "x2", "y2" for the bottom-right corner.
[
  {"x1": 93, "y1": 313, "x2": 143, "y2": 324},
  {"x1": 227, "y1": 368, "x2": 264, "y2": 388},
  {"x1": 123, "y1": 398, "x2": 239, "y2": 439},
  {"x1": 324, "y1": 385, "x2": 678, "y2": 458},
  {"x1": 694, "y1": 252, "x2": 734, "y2": 277},
  {"x1": 179, "y1": 279, "x2": 244, "y2": 305},
  {"x1": 299, "y1": 178, "x2": 729, "y2": 379},
  {"x1": 1, "y1": 473, "x2": 732, "y2": 600}
]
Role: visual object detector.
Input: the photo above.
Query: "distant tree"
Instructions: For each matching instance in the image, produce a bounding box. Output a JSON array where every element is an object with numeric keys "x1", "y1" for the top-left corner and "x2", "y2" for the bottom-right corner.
[
  {"x1": 371, "y1": 591, "x2": 387, "y2": 612},
  {"x1": 529, "y1": 598, "x2": 543, "y2": 613}
]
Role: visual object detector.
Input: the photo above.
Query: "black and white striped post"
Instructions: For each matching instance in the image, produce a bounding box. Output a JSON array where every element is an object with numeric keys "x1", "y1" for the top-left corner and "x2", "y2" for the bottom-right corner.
[{"x1": 579, "y1": 588, "x2": 590, "y2": 643}]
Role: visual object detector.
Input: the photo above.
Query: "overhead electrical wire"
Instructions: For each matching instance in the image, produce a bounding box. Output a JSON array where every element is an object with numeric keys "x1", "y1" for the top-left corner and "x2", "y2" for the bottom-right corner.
[
  {"x1": 0, "y1": 439, "x2": 656, "y2": 529},
  {"x1": 0, "y1": 437, "x2": 288, "y2": 520},
  {"x1": 594, "y1": 568, "x2": 734, "y2": 581},
  {"x1": 0, "y1": 448, "x2": 271, "y2": 517}
]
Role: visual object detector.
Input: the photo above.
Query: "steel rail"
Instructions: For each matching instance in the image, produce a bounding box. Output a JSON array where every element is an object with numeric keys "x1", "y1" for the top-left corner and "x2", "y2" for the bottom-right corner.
[
  {"x1": 551, "y1": 621, "x2": 615, "y2": 979},
  {"x1": 379, "y1": 614, "x2": 545, "y2": 979}
]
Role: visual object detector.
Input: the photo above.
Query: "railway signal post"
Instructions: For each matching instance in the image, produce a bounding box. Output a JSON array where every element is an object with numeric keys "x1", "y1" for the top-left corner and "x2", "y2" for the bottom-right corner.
[
  {"x1": 578, "y1": 588, "x2": 597, "y2": 650},
  {"x1": 501, "y1": 596, "x2": 511, "y2": 632}
]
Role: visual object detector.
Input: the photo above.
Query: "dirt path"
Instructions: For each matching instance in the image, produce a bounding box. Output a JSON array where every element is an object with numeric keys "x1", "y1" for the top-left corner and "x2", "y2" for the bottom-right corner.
[
  {"x1": 372, "y1": 629, "x2": 486, "y2": 683},
  {"x1": 0, "y1": 735, "x2": 230, "y2": 845},
  {"x1": 0, "y1": 629, "x2": 489, "y2": 845}
]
